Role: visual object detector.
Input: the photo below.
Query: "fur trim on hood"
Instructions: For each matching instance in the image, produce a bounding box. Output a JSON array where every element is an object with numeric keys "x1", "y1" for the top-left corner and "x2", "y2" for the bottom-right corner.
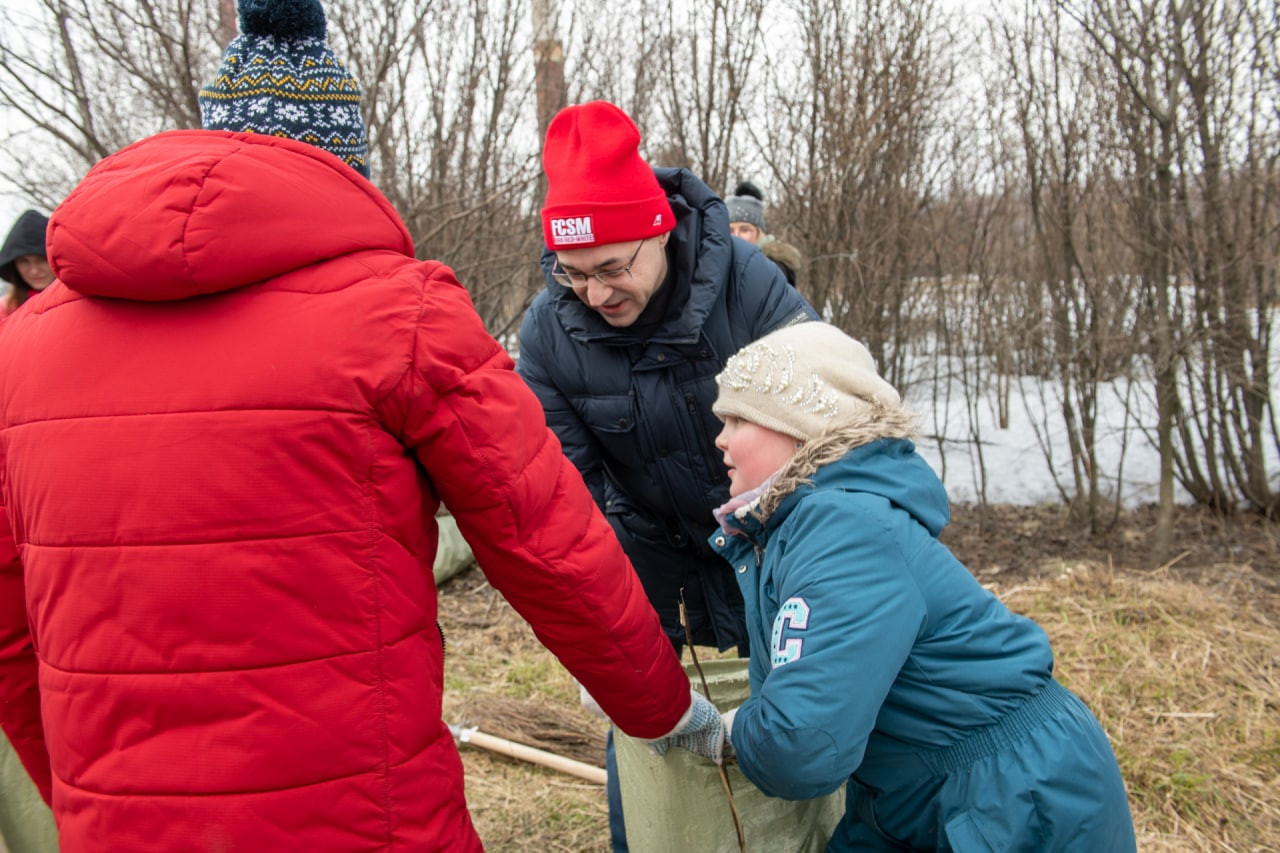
[
  {"x1": 756, "y1": 235, "x2": 802, "y2": 287},
  {"x1": 758, "y1": 402, "x2": 918, "y2": 516},
  {"x1": 762, "y1": 239, "x2": 803, "y2": 274}
]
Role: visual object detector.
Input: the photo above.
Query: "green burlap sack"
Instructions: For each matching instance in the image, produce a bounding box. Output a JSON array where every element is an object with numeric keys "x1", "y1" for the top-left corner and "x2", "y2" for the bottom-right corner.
[
  {"x1": 615, "y1": 659, "x2": 844, "y2": 852},
  {"x1": 0, "y1": 732, "x2": 57, "y2": 853},
  {"x1": 433, "y1": 512, "x2": 475, "y2": 586}
]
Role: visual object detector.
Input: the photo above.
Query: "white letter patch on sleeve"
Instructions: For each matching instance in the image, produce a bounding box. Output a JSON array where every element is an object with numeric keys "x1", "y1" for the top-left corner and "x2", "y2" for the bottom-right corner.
[{"x1": 770, "y1": 597, "x2": 810, "y2": 667}]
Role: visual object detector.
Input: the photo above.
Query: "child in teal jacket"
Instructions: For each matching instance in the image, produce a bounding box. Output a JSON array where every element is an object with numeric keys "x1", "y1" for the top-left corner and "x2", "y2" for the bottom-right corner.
[{"x1": 674, "y1": 321, "x2": 1136, "y2": 851}]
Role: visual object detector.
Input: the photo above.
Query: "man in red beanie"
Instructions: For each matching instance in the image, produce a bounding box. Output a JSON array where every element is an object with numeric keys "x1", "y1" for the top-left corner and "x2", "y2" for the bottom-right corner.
[{"x1": 517, "y1": 100, "x2": 818, "y2": 850}]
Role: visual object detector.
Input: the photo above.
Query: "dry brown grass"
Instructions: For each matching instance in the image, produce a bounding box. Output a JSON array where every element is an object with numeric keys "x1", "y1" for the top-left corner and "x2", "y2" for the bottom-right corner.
[
  {"x1": 995, "y1": 566, "x2": 1279, "y2": 852},
  {"x1": 439, "y1": 506, "x2": 1280, "y2": 852},
  {"x1": 441, "y1": 573, "x2": 613, "y2": 852}
]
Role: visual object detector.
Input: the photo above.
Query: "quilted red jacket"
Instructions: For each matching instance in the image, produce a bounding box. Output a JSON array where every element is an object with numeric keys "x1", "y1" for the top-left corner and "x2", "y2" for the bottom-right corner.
[{"x1": 0, "y1": 130, "x2": 688, "y2": 851}]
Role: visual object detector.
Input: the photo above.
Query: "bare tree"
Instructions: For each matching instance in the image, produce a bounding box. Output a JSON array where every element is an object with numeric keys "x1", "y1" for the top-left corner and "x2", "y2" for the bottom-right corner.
[
  {"x1": 531, "y1": 0, "x2": 566, "y2": 140},
  {"x1": 990, "y1": 1, "x2": 1142, "y2": 531},
  {"x1": 1066, "y1": 0, "x2": 1280, "y2": 542},
  {"x1": 0, "y1": 0, "x2": 221, "y2": 208},
  {"x1": 544, "y1": 0, "x2": 764, "y2": 191},
  {"x1": 1, "y1": 0, "x2": 1274, "y2": 530},
  {"x1": 1166, "y1": 0, "x2": 1279, "y2": 517},
  {"x1": 329, "y1": 0, "x2": 546, "y2": 340},
  {"x1": 753, "y1": 0, "x2": 955, "y2": 377},
  {"x1": 0, "y1": 0, "x2": 549, "y2": 341},
  {"x1": 915, "y1": 90, "x2": 1026, "y2": 520},
  {"x1": 647, "y1": 0, "x2": 765, "y2": 188}
]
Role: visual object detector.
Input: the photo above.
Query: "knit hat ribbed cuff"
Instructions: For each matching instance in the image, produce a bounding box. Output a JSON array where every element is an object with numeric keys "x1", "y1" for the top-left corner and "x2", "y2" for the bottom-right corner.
[
  {"x1": 725, "y1": 194, "x2": 765, "y2": 231},
  {"x1": 711, "y1": 399, "x2": 814, "y2": 443},
  {"x1": 198, "y1": 0, "x2": 370, "y2": 178},
  {"x1": 542, "y1": 195, "x2": 674, "y2": 249}
]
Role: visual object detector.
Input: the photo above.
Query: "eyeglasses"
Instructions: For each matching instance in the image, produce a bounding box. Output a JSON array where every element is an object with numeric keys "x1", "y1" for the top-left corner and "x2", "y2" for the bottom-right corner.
[{"x1": 551, "y1": 238, "x2": 648, "y2": 288}]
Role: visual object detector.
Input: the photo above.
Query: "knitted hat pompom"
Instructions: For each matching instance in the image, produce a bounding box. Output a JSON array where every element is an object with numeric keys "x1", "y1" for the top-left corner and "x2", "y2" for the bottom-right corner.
[
  {"x1": 239, "y1": 0, "x2": 326, "y2": 39},
  {"x1": 725, "y1": 180, "x2": 766, "y2": 231}
]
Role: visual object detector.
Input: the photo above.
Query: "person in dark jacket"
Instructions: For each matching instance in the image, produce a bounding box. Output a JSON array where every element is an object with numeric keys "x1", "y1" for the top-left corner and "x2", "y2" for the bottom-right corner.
[
  {"x1": 696, "y1": 322, "x2": 1137, "y2": 851},
  {"x1": 516, "y1": 99, "x2": 817, "y2": 851},
  {"x1": 725, "y1": 181, "x2": 803, "y2": 288},
  {"x1": 0, "y1": 210, "x2": 54, "y2": 315}
]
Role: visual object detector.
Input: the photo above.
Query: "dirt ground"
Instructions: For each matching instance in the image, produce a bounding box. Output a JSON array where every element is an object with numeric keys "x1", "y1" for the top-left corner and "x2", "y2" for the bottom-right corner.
[
  {"x1": 439, "y1": 502, "x2": 1280, "y2": 852},
  {"x1": 939, "y1": 502, "x2": 1280, "y2": 594}
]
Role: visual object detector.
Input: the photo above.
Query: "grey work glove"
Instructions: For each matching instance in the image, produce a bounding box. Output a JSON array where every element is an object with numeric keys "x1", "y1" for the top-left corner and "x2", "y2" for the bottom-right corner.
[{"x1": 646, "y1": 689, "x2": 725, "y2": 765}]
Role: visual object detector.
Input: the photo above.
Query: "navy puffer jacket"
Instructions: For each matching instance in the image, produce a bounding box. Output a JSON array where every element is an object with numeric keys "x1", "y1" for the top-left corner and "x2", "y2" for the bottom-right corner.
[{"x1": 518, "y1": 167, "x2": 817, "y2": 649}]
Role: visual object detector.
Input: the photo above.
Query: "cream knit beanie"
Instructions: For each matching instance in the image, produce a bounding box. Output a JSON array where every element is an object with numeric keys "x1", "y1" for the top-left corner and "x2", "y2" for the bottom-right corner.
[{"x1": 713, "y1": 322, "x2": 901, "y2": 441}]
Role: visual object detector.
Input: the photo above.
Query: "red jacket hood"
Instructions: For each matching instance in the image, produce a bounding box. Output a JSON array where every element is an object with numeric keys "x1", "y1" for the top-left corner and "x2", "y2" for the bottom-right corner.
[
  {"x1": 0, "y1": 128, "x2": 691, "y2": 848},
  {"x1": 48, "y1": 130, "x2": 414, "y2": 301}
]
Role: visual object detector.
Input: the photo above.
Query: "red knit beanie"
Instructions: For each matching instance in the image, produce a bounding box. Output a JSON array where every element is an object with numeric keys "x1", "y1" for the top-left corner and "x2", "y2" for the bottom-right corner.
[{"x1": 541, "y1": 101, "x2": 676, "y2": 249}]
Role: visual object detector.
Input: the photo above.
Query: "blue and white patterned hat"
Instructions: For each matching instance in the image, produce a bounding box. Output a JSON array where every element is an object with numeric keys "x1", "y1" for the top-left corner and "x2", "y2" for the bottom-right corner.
[{"x1": 199, "y1": 0, "x2": 370, "y2": 177}]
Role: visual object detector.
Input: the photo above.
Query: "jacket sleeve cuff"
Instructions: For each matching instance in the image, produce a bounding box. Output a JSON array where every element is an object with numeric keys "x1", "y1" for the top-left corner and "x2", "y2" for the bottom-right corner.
[
  {"x1": 638, "y1": 687, "x2": 696, "y2": 742},
  {"x1": 722, "y1": 705, "x2": 739, "y2": 751}
]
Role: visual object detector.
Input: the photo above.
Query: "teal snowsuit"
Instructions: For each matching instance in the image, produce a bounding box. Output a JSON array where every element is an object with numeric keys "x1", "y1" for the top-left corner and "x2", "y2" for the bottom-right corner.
[{"x1": 712, "y1": 438, "x2": 1136, "y2": 851}]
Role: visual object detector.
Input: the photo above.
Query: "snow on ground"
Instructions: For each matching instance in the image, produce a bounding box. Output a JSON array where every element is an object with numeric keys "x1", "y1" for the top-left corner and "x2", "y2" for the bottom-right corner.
[
  {"x1": 907, "y1": 372, "x2": 1167, "y2": 507},
  {"x1": 906, "y1": 365, "x2": 1278, "y2": 508}
]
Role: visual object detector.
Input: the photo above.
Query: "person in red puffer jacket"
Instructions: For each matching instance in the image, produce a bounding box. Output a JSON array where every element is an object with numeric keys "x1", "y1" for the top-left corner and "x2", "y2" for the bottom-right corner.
[{"x1": 0, "y1": 1, "x2": 719, "y2": 850}]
